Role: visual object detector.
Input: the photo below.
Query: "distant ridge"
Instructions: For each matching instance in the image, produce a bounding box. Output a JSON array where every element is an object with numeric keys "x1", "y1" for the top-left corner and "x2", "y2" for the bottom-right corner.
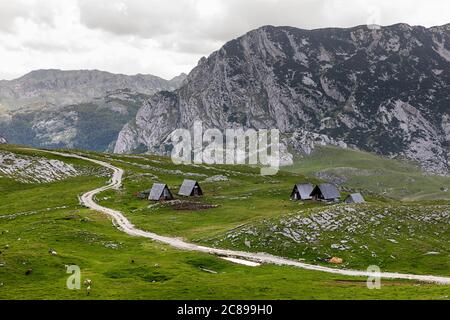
[
  {"x1": 0, "y1": 69, "x2": 187, "y2": 110},
  {"x1": 0, "y1": 69, "x2": 187, "y2": 151}
]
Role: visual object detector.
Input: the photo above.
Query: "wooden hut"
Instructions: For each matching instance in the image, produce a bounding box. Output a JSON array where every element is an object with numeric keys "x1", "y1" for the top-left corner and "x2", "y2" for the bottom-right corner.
[
  {"x1": 310, "y1": 183, "x2": 340, "y2": 202},
  {"x1": 178, "y1": 179, "x2": 203, "y2": 197},
  {"x1": 344, "y1": 193, "x2": 365, "y2": 204},
  {"x1": 290, "y1": 183, "x2": 314, "y2": 200},
  {"x1": 149, "y1": 183, "x2": 174, "y2": 201}
]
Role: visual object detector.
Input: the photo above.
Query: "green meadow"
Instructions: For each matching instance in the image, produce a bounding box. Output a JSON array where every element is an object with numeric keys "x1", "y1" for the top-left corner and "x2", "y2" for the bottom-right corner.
[
  {"x1": 0, "y1": 144, "x2": 449, "y2": 299},
  {"x1": 285, "y1": 146, "x2": 450, "y2": 201}
]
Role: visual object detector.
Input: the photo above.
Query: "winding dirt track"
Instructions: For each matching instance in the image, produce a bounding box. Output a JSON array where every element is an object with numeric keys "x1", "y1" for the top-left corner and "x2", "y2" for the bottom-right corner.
[{"x1": 49, "y1": 150, "x2": 450, "y2": 285}]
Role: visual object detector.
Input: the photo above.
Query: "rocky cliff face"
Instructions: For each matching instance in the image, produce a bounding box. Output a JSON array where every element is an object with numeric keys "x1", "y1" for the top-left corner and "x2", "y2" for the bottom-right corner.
[{"x1": 115, "y1": 23, "x2": 450, "y2": 174}]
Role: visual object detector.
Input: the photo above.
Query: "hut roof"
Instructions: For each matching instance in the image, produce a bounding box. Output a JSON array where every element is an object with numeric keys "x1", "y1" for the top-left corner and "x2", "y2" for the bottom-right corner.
[
  {"x1": 346, "y1": 193, "x2": 365, "y2": 203},
  {"x1": 149, "y1": 183, "x2": 170, "y2": 200},
  {"x1": 316, "y1": 183, "x2": 340, "y2": 200},
  {"x1": 178, "y1": 179, "x2": 201, "y2": 196},
  {"x1": 295, "y1": 183, "x2": 314, "y2": 199}
]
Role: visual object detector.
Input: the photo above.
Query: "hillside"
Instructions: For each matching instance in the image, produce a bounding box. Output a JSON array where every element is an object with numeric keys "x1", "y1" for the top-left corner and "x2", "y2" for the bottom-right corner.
[
  {"x1": 205, "y1": 203, "x2": 450, "y2": 276},
  {"x1": 0, "y1": 70, "x2": 187, "y2": 152},
  {"x1": 115, "y1": 23, "x2": 450, "y2": 175},
  {"x1": 1, "y1": 144, "x2": 449, "y2": 299},
  {"x1": 285, "y1": 146, "x2": 450, "y2": 200},
  {"x1": 0, "y1": 89, "x2": 150, "y2": 151}
]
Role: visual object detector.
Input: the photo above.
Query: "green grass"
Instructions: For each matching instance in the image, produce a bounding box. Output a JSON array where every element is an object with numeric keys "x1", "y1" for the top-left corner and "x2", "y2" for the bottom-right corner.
[
  {"x1": 92, "y1": 149, "x2": 449, "y2": 280},
  {"x1": 0, "y1": 144, "x2": 449, "y2": 299},
  {"x1": 284, "y1": 146, "x2": 450, "y2": 201},
  {"x1": 1, "y1": 195, "x2": 448, "y2": 300},
  {"x1": 205, "y1": 203, "x2": 450, "y2": 277}
]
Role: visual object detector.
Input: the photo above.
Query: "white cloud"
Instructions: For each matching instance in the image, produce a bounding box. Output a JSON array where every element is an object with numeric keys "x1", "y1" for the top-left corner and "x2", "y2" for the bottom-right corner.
[{"x1": 0, "y1": 0, "x2": 449, "y2": 80}]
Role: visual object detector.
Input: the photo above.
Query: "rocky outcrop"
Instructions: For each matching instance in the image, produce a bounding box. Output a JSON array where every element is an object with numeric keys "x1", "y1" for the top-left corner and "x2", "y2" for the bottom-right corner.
[
  {"x1": 116, "y1": 23, "x2": 450, "y2": 174},
  {"x1": 287, "y1": 130, "x2": 349, "y2": 156},
  {"x1": 0, "y1": 136, "x2": 7, "y2": 144},
  {"x1": 0, "y1": 151, "x2": 80, "y2": 183}
]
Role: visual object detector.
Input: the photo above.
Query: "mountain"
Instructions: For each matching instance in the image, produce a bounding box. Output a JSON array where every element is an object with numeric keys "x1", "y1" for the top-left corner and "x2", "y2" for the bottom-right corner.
[
  {"x1": 0, "y1": 89, "x2": 152, "y2": 151},
  {"x1": 0, "y1": 70, "x2": 187, "y2": 151},
  {"x1": 115, "y1": 23, "x2": 450, "y2": 174},
  {"x1": 0, "y1": 69, "x2": 186, "y2": 110}
]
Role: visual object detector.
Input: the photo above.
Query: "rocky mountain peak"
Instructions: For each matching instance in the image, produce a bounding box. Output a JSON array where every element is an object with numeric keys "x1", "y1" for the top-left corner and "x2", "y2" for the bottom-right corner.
[
  {"x1": 115, "y1": 23, "x2": 450, "y2": 174},
  {"x1": 168, "y1": 73, "x2": 188, "y2": 88}
]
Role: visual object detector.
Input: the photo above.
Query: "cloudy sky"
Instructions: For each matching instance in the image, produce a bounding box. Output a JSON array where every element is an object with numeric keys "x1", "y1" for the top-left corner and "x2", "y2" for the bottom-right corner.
[{"x1": 0, "y1": 0, "x2": 449, "y2": 80}]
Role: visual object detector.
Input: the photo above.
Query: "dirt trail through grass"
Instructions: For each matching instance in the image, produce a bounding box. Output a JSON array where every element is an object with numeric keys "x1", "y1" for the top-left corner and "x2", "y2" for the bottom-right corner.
[{"x1": 43, "y1": 150, "x2": 450, "y2": 285}]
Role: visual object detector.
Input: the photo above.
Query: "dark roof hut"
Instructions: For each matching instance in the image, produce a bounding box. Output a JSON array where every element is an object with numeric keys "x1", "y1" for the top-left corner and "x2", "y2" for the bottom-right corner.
[
  {"x1": 178, "y1": 179, "x2": 203, "y2": 197},
  {"x1": 310, "y1": 183, "x2": 341, "y2": 202},
  {"x1": 344, "y1": 193, "x2": 365, "y2": 204},
  {"x1": 149, "y1": 183, "x2": 174, "y2": 201},
  {"x1": 290, "y1": 183, "x2": 314, "y2": 200}
]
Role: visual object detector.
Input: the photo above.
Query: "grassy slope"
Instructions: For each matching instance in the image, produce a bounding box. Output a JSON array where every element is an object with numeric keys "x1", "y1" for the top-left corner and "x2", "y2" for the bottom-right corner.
[
  {"x1": 94, "y1": 150, "x2": 449, "y2": 279},
  {"x1": 284, "y1": 146, "x2": 450, "y2": 201},
  {"x1": 0, "y1": 145, "x2": 449, "y2": 299},
  {"x1": 94, "y1": 152, "x2": 324, "y2": 240},
  {"x1": 205, "y1": 203, "x2": 450, "y2": 277}
]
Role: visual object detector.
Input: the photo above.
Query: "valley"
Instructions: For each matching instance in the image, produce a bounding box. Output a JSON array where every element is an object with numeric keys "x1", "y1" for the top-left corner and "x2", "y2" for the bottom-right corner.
[
  {"x1": 0, "y1": 144, "x2": 448, "y2": 299},
  {"x1": 0, "y1": 20, "x2": 449, "y2": 302}
]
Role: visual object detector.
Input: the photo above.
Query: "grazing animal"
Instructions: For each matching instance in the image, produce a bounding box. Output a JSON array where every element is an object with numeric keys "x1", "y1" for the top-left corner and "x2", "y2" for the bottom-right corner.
[
  {"x1": 84, "y1": 279, "x2": 92, "y2": 286},
  {"x1": 25, "y1": 269, "x2": 33, "y2": 275}
]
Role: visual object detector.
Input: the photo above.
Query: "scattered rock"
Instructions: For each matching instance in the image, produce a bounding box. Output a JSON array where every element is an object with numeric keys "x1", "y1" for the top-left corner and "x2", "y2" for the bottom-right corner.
[
  {"x1": 205, "y1": 175, "x2": 229, "y2": 182},
  {"x1": 0, "y1": 151, "x2": 81, "y2": 183},
  {"x1": 104, "y1": 242, "x2": 120, "y2": 249},
  {"x1": 424, "y1": 251, "x2": 440, "y2": 255},
  {"x1": 171, "y1": 201, "x2": 218, "y2": 211},
  {"x1": 200, "y1": 268, "x2": 218, "y2": 274}
]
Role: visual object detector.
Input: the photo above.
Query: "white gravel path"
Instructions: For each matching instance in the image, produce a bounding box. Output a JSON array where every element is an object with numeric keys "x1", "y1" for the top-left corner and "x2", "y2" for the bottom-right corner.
[{"x1": 45, "y1": 150, "x2": 450, "y2": 285}]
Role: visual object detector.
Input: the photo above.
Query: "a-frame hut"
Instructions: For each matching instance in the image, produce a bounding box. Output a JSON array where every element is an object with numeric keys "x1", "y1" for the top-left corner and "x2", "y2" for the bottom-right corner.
[
  {"x1": 290, "y1": 183, "x2": 314, "y2": 200},
  {"x1": 149, "y1": 183, "x2": 174, "y2": 201},
  {"x1": 344, "y1": 193, "x2": 365, "y2": 204},
  {"x1": 178, "y1": 179, "x2": 203, "y2": 197},
  {"x1": 310, "y1": 183, "x2": 341, "y2": 202}
]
